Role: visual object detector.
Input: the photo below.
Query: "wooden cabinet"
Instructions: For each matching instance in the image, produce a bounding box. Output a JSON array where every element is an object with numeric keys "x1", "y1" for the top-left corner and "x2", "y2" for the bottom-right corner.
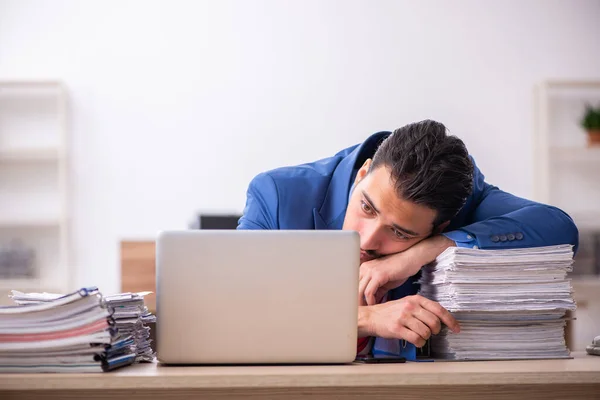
[{"x1": 120, "y1": 240, "x2": 156, "y2": 313}]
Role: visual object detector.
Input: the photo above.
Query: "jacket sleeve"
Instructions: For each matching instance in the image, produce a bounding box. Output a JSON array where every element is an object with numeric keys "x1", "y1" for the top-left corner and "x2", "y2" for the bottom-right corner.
[
  {"x1": 442, "y1": 158, "x2": 580, "y2": 253},
  {"x1": 237, "y1": 172, "x2": 280, "y2": 230}
]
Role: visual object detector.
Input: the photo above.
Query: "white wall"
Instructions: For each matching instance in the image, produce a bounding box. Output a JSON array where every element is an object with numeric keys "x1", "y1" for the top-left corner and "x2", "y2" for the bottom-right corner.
[{"x1": 1, "y1": 0, "x2": 599, "y2": 294}]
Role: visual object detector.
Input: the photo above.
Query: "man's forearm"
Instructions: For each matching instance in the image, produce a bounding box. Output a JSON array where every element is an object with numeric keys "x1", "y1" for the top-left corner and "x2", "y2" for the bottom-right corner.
[{"x1": 410, "y1": 234, "x2": 456, "y2": 273}]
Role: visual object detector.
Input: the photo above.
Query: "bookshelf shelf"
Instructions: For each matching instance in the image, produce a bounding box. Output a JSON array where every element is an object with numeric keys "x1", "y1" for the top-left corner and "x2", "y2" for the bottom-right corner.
[
  {"x1": 0, "y1": 218, "x2": 61, "y2": 228},
  {"x1": 0, "y1": 147, "x2": 60, "y2": 162},
  {"x1": 549, "y1": 146, "x2": 600, "y2": 164}
]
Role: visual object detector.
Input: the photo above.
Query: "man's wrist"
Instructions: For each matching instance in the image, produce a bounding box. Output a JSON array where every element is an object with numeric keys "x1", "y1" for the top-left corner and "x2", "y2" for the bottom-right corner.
[
  {"x1": 429, "y1": 234, "x2": 456, "y2": 254},
  {"x1": 358, "y1": 306, "x2": 373, "y2": 338},
  {"x1": 413, "y1": 235, "x2": 456, "y2": 272}
]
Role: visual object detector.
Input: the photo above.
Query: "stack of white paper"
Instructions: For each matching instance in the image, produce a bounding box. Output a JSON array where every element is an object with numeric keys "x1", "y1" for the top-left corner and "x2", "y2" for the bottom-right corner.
[
  {"x1": 418, "y1": 244, "x2": 576, "y2": 360},
  {"x1": 8, "y1": 289, "x2": 157, "y2": 367},
  {"x1": 0, "y1": 287, "x2": 136, "y2": 373},
  {"x1": 104, "y1": 292, "x2": 156, "y2": 362}
]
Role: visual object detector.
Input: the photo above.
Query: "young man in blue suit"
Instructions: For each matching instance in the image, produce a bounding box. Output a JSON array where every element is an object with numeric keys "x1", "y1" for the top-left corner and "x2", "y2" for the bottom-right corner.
[{"x1": 237, "y1": 120, "x2": 579, "y2": 356}]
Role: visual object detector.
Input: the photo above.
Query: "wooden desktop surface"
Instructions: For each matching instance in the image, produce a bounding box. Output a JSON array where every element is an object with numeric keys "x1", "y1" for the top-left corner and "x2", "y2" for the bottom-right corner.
[{"x1": 1, "y1": 353, "x2": 599, "y2": 400}]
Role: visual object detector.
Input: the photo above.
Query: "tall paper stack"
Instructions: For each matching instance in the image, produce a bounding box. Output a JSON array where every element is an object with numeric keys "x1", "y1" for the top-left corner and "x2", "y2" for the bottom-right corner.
[
  {"x1": 0, "y1": 287, "x2": 136, "y2": 372},
  {"x1": 418, "y1": 244, "x2": 576, "y2": 360}
]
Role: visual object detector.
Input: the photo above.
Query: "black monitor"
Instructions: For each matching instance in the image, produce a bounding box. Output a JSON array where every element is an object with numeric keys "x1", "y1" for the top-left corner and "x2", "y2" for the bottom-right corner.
[{"x1": 190, "y1": 214, "x2": 241, "y2": 230}]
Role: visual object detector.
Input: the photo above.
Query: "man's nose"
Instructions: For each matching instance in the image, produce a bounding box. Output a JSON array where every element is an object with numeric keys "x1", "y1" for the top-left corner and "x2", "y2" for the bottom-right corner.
[{"x1": 360, "y1": 223, "x2": 381, "y2": 250}]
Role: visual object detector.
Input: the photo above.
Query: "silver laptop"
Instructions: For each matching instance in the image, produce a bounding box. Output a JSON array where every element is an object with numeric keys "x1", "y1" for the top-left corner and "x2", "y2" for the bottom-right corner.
[{"x1": 155, "y1": 230, "x2": 360, "y2": 364}]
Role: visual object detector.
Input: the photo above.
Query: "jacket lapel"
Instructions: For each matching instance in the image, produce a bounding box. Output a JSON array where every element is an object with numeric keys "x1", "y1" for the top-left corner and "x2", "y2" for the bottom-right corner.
[{"x1": 312, "y1": 209, "x2": 328, "y2": 230}]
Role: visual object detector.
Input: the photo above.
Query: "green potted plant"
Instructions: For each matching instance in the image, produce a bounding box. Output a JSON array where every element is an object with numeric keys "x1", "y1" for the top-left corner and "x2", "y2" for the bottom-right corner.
[{"x1": 581, "y1": 104, "x2": 600, "y2": 146}]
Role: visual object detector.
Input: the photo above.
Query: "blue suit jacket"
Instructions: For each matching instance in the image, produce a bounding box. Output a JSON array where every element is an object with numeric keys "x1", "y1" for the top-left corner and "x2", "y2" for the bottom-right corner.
[
  {"x1": 236, "y1": 131, "x2": 579, "y2": 356},
  {"x1": 238, "y1": 131, "x2": 578, "y2": 251}
]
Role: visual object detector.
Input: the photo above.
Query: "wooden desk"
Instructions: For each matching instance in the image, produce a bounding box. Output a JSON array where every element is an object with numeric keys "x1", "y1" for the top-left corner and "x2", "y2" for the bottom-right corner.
[{"x1": 1, "y1": 353, "x2": 599, "y2": 400}]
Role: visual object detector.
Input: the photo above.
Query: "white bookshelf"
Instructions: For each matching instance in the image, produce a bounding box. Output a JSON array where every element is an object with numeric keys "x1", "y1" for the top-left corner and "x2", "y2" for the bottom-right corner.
[
  {"x1": 0, "y1": 81, "x2": 70, "y2": 304},
  {"x1": 533, "y1": 80, "x2": 600, "y2": 230},
  {"x1": 535, "y1": 80, "x2": 600, "y2": 351}
]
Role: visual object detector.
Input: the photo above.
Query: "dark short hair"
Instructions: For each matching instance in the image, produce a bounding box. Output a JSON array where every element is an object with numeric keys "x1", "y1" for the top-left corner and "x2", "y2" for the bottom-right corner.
[{"x1": 370, "y1": 120, "x2": 474, "y2": 229}]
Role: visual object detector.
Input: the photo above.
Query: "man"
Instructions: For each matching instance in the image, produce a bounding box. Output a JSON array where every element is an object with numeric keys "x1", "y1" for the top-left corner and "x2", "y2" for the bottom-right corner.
[{"x1": 237, "y1": 120, "x2": 579, "y2": 356}]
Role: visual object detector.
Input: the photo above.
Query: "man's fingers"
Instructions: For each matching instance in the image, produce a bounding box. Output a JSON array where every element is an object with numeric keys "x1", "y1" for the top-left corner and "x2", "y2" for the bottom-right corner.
[
  {"x1": 358, "y1": 261, "x2": 373, "y2": 281},
  {"x1": 420, "y1": 297, "x2": 460, "y2": 333},
  {"x1": 413, "y1": 307, "x2": 442, "y2": 335},
  {"x1": 358, "y1": 276, "x2": 369, "y2": 305},
  {"x1": 403, "y1": 317, "x2": 431, "y2": 345},
  {"x1": 364, "y1": 278, "x2": 379, "y2": 306},
  {"x1": 396, "y1": 324, "x2": 427, "y2": 348},
  {"x1": 375, "y1": 288, "x2": 387, "y2": 304}
]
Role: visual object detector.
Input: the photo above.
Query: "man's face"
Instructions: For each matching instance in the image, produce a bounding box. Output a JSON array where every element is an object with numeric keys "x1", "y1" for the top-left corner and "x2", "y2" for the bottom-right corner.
[{"x1": 342, "y1": 160, "x2": 438, "y2": 264}]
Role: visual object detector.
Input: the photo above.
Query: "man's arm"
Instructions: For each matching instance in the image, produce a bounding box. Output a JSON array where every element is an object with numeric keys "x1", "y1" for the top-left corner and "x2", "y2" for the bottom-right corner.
[
  {"x1": 442, "y1": 157, "x2": 579, "y2": 252},
  {"x1": 237, "y1": 173, "x2": 279, "y2": 230}
]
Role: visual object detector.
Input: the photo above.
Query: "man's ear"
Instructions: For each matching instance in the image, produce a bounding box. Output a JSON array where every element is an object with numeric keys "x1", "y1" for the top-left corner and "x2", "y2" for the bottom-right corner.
[{"x1": 354, "y1": 159, "x2": 372, "y2": 185}]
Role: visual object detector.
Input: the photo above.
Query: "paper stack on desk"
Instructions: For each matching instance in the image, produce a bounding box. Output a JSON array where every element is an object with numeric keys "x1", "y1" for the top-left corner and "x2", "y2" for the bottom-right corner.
[
  {"x1": 418, "y1": 244, "x2": 576, "y2": 360},
  {"x1": 0, "y1": 287, "x2": 136, "y2": 373},
  {"x1": 104, "y1": 292, "x2": 156, "y2": 362}
]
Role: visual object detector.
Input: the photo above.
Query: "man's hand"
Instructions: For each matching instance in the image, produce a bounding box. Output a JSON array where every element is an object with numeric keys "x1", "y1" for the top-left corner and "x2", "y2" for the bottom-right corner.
[
  {"x1": 359, "y1": 252, "x2": 417, "y2": 306},
  {"x1": 359, "y1": 235, "x2": 456, "y2": 306},
  {"x1": 358, "y1": 295, "x2": 460, "y2": 347}
]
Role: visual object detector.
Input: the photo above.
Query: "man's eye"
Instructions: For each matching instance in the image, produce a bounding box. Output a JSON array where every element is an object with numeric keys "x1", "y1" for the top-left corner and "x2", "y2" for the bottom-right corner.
[
  {"x1": 360, "y1": 201, "x2": 374, "y2": 215},
  {"x1": 393, "y1": 229, "x2": 409, "y2": 240}
]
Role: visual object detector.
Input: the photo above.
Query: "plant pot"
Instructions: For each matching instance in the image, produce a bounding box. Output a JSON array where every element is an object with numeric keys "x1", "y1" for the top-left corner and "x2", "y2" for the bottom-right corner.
[{"x1": 587, "y1": 129, "x2": 600, "y2": 146}]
